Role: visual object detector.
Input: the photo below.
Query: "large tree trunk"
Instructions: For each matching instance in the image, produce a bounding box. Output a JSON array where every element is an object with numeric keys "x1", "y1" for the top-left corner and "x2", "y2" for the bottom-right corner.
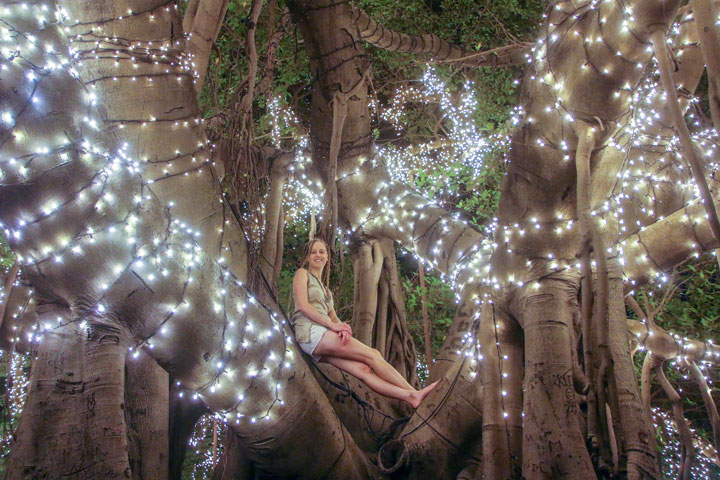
[
  {"x1": 125, "y1": 351, "x2": 169, "y2": 480},
  {"x1": 5, "y1": 309, "x2": 131, "y2": 479},
  {"x1": 5, "y1": 0, "x2": 720, "y2": 478},
  {"x1": 513, "y1": 277, "x2": 594, "y2": 478},
  {"x1": 0, "y1": 2, "x2": 385, "y2": 478}
]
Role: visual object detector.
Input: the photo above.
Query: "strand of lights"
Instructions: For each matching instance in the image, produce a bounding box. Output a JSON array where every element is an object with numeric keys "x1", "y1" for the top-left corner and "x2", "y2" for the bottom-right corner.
[
  {"x1": 0, "y1": 1, "x2": 302, "y2": 425},
  {"x1": 187, "y1": 413, "x2": 225, "y2": 478},
  {"x1": 653, "y1": 408, "x2": 719, "y2": 479},
  {"x1": 0, "y1": 351, "x2": 30, "y2": 456}
]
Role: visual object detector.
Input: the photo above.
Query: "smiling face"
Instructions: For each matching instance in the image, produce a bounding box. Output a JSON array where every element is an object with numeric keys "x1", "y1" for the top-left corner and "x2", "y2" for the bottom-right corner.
[
  {"x1": 301, "y1": 238, "x2": 332, "y2": 284},
  {"x1": 308, "y1": 240, "x2": 328, "y2": 269}
]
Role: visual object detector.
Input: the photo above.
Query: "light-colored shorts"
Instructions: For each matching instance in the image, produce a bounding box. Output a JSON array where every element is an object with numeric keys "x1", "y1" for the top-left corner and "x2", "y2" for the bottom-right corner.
[{"x1": 295, "y1": 322, "x2": 330, "y2": 362}]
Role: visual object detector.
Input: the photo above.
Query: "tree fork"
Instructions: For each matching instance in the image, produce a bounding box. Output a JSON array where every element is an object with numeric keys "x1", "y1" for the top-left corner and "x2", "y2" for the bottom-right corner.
[
  {"x1": 377, "y1": 358, "x2": 485, "y2": 479},
  {"x1": 314, "y1": 362, "x2": 410, "y2": 453}
]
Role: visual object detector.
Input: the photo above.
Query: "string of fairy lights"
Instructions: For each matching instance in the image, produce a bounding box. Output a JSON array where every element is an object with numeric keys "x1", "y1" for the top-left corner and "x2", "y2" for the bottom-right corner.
[
  {"x1": 0, "y1": 0, "x2": 719, "y2": 474},
  {"x1": 653, "y1": 408, "x2": 720, "y2": 478},
  {"x1": 187, "y1": 413, "x2": 226, "y2": 479},
  {"x1": 0, "y1": 1, "x2": 307, "y2": 427},
  {"x1": 275, "y1": 0, "x2": 720, "y2": 458}
]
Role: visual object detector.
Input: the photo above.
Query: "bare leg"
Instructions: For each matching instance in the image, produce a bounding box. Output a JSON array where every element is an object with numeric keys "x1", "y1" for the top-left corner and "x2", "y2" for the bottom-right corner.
[
  {"x1": 315, "y1": 333, "x2": 412, "y2": 390},
  {"x1": 324, "y1": 356, "x2": 413, "y2": 405},
  {"x1": 324, "y1": 356, "x2": 436, "y2": 409}
]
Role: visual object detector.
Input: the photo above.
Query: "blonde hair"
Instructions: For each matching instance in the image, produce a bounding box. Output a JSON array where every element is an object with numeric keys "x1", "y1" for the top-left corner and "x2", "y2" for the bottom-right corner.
[{"x1": 300, "y1": 238, "x2": 332, "y2": 288}]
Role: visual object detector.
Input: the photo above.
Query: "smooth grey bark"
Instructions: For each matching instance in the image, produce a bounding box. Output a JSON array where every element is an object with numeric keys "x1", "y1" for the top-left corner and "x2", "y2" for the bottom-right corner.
[
  {"x1": 5, "y1": 310, "x2": 132, "y2": 479},
  {"x1": 125, "y1": 351, "x2": 170, "y2": 480}
]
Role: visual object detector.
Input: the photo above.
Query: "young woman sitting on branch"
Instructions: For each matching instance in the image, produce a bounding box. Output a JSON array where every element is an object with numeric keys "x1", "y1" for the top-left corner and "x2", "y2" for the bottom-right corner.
[{"x1": 291, "y1": 237, "x2": 438, "y2": 408}]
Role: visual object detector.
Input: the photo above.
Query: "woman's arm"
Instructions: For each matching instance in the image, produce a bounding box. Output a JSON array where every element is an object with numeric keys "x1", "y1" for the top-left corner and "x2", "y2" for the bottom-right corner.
[
  {"x1": 293, "y1": 269, "x2": 345, "y2": 331},
  {"x1": 328, "y1": 294, "x2": 352, "y2": 341},
  {"x1": 329, "y1": 307, "x2": 351, "y2": 333}
]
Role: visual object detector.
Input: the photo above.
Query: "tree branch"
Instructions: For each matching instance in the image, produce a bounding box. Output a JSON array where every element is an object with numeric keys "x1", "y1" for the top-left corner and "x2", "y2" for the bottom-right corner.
[
  {"x1": 349, "y1": 4, "x2": 530, "y2": 67},
  {"x1": 186, "y1": 0, "x2": 231, "y2": 93}
]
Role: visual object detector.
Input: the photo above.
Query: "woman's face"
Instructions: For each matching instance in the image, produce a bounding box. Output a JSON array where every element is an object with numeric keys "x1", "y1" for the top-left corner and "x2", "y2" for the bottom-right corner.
[{"x1": 308, "y1": 241, "x2": 328, "y2": 269}]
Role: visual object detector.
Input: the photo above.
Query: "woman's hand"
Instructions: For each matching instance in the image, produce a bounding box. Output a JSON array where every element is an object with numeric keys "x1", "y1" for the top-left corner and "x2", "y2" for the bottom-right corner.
[{"x1": 330, "y1": 322, "x2": 352, "y2": 345}]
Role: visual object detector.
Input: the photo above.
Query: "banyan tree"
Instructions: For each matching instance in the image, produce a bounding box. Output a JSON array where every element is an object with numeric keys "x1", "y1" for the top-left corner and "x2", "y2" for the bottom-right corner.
[{"x1": 1, "y1": 0, "x2": 720, "y2": 478}]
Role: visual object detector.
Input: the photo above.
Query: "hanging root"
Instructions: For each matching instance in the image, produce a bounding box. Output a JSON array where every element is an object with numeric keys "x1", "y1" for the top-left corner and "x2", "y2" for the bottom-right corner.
[
  {"x1": 575, "y1": 121, "x2": 614, "y2": 474},
  {"x1": 687, "y1": 360, "x2": 720, "y2": 455},
  {"x1": 655, "y1": 364, "x2": 695, "y2": 480},
  {"x1": 640, "y1": 353, "x2": 655, "y2": 418},
  {"x1": 690, "y1": 0, "x2": 720, "y2": 130},
  {"x1": 651, "y1": 28, "x2": 720, "y2": 244},
  {"x1": 319, "y1": 92, "x2": 347, "y2": 246}
]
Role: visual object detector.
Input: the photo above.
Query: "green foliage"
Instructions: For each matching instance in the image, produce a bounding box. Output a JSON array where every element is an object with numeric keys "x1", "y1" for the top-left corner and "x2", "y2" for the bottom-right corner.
[
  {"x1": 199, "y1": 0, "x2": 312, "y2": 125},
  {"x1": 630, "y1": 254, "x2": 720, "y2": 446},
  {"x1": 632, "y1": 255, "x2": 720, "y2": 349},
  {"x1": 400, "y1": 263, "x2": 456, "y2": 359},
  {"x1": 181, "y1": 414, "x2": 225, "y2": 479},
  {"x1": 412, "y1": 152, "x2": 505, "y2": 227},
  {"x1": 0, "y1": 233, "x2": 14, "y2": 270},
  {"x1": 359, "y1": 0, "x2": 544, "y2": 129}
]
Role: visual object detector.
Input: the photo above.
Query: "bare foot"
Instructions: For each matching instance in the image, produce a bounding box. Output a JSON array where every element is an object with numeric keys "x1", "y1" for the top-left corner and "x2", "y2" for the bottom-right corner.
[{"x1": 408, "y1": 381, "x2": 439, "y2": 409}]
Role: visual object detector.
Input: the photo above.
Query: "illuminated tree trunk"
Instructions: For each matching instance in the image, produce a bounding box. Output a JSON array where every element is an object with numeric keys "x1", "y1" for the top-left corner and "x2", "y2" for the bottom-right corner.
[
  {"x1": 183, "y1": 0, "x2": 230, "y2": 93},
  {"x1": 125, "y1": 351, "x2": 169, "y2": 480},
  {"x1": 6, "y1": 311, "x2": 132, "y2": 479},
  {"x1": 0, "y1": 1, "x2": 381, "y2": 478},
  {"x1": 5, "y1": 1, "x2": 720, "y2": 479}
]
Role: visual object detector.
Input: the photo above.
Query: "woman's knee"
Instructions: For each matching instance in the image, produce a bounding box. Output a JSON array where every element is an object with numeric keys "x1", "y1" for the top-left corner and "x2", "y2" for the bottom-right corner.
[
  {"x1": 355, "y1": 362, "x2": 372, "y2": 378},
  {"x1": 366, "y1": 347, "x2": 383, "y2": 366}
]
